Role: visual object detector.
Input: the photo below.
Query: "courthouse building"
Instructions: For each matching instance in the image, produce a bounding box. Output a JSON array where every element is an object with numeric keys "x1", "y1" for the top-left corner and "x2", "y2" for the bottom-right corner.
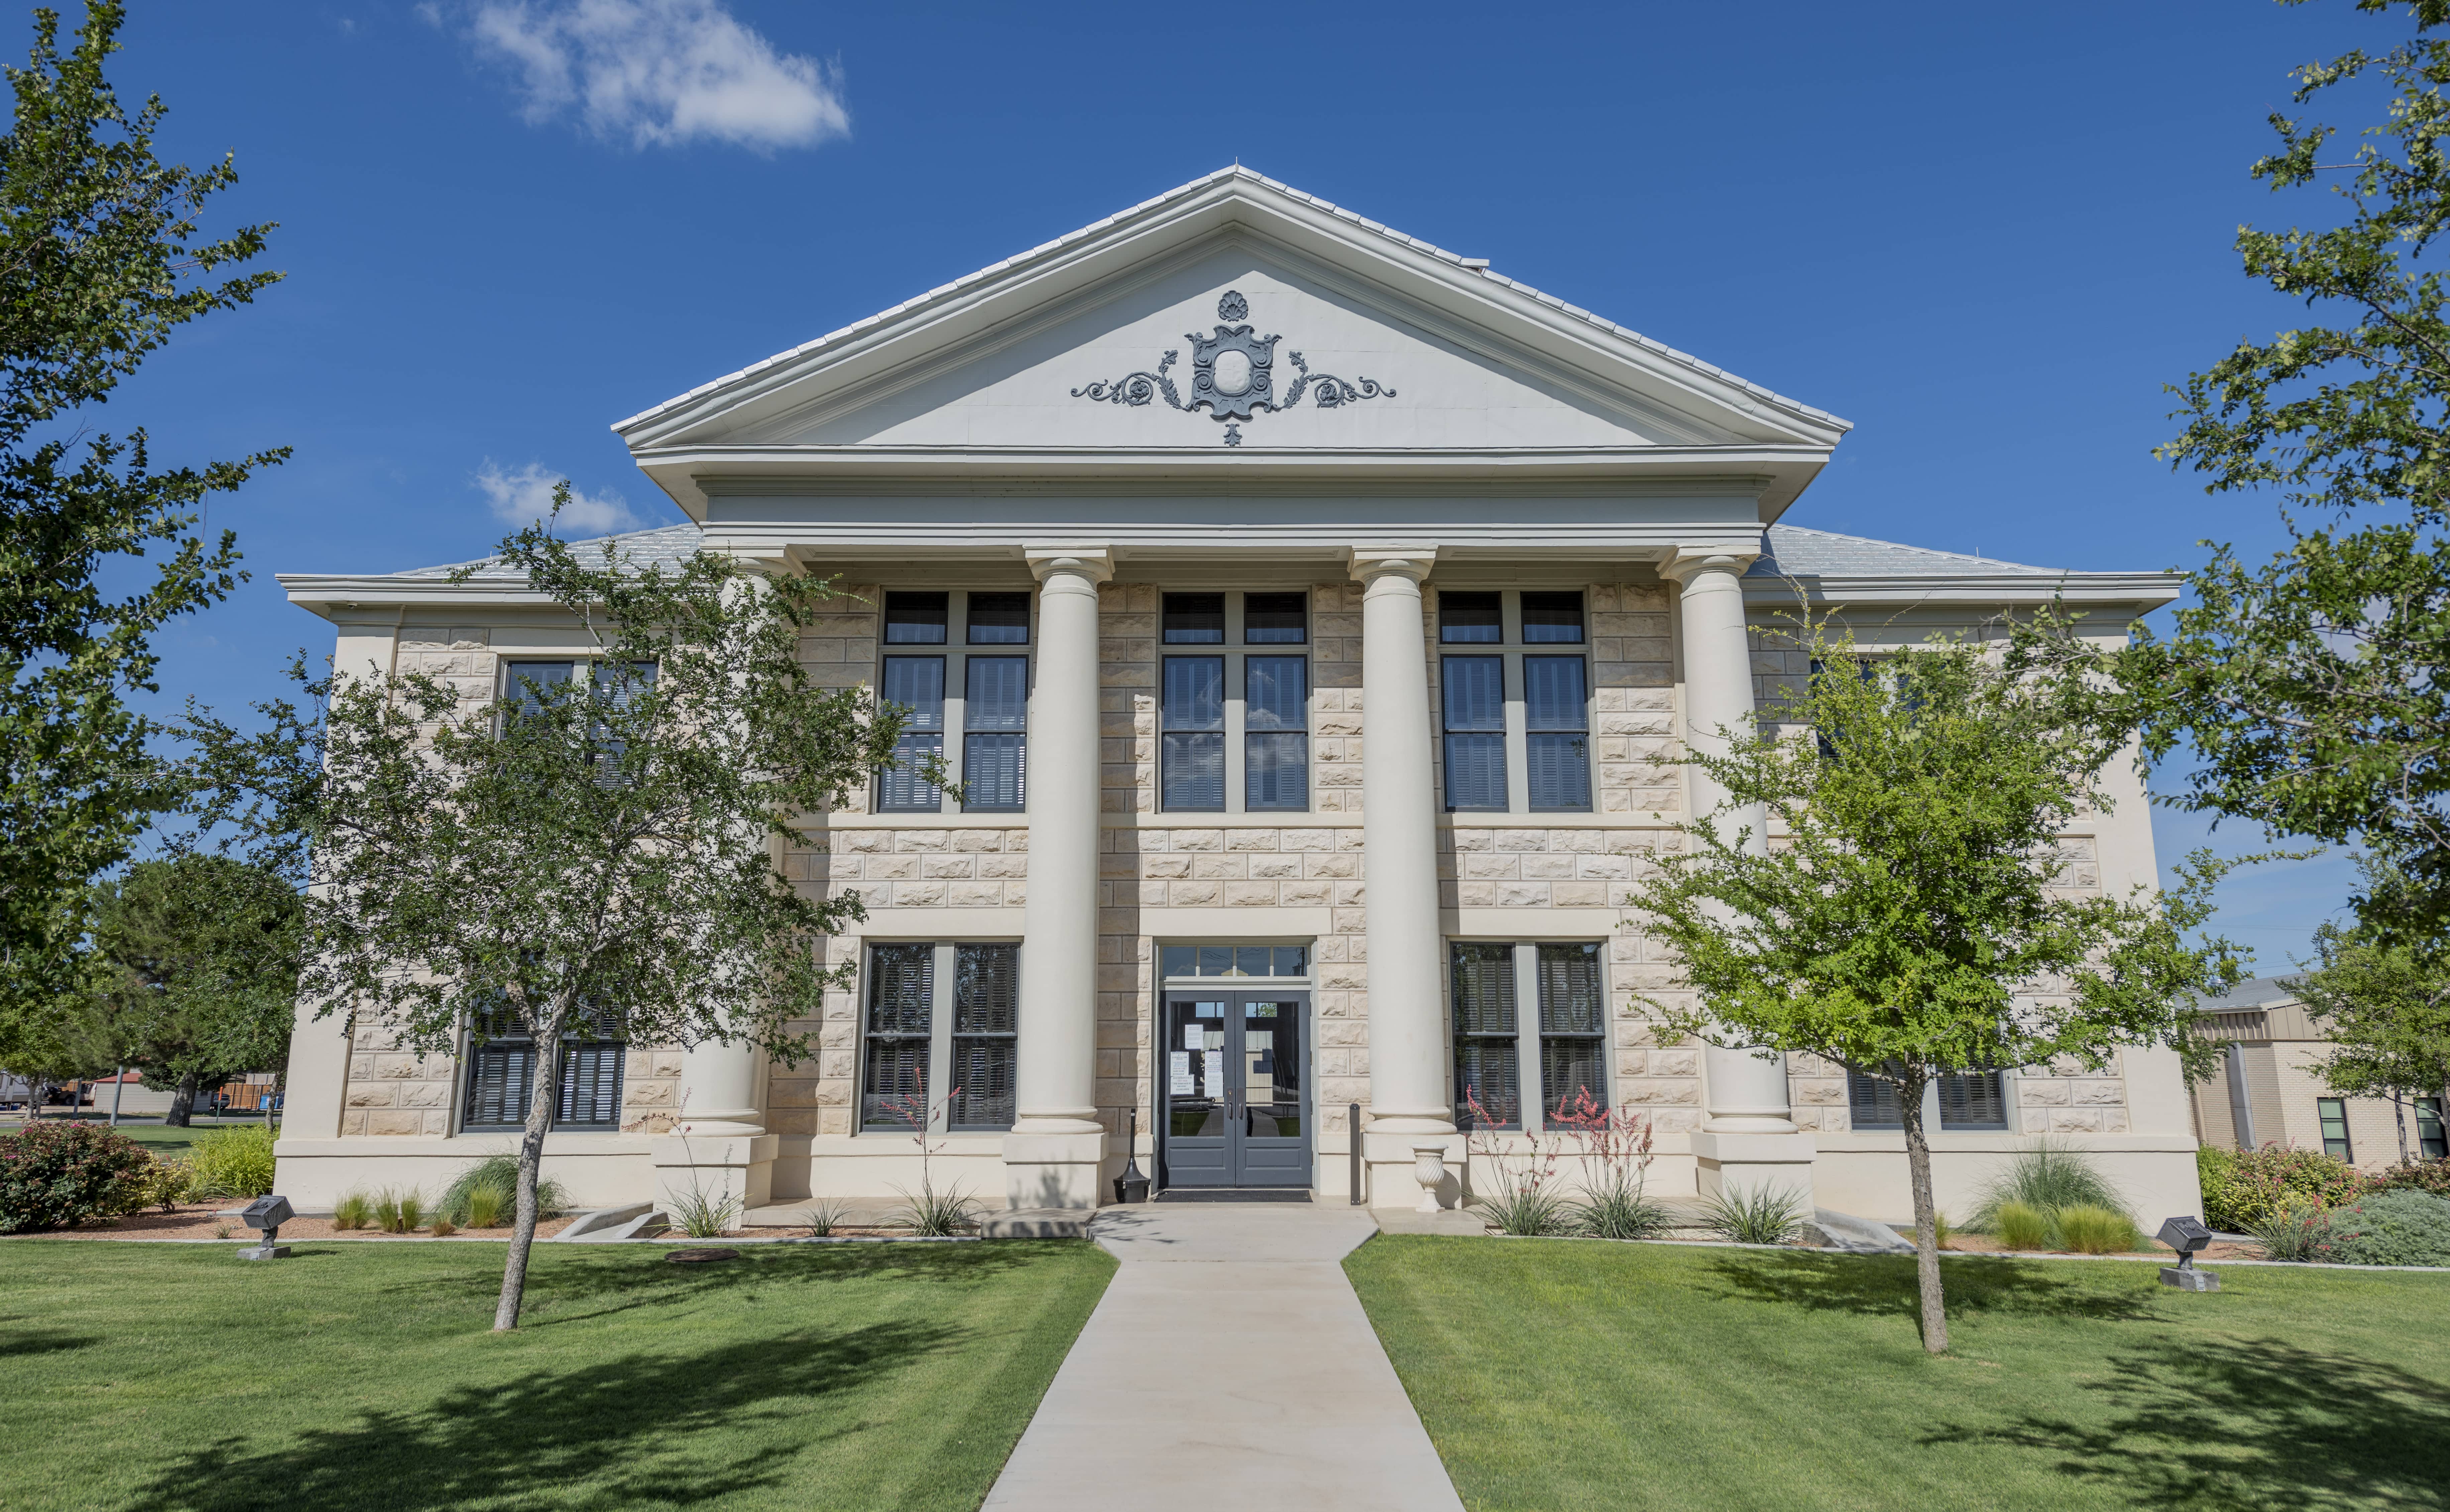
[{"x1": 271, "y1": 169, "x2": 2202, "y2": 1225}]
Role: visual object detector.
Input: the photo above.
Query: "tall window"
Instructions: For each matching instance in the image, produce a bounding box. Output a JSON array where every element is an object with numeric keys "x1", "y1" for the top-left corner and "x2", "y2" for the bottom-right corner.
[
  {"x1": 1442, "y1": 656, "x2": 1506, "y2": 810},
  {"x1": 1163, "y1": 656, "x2": 1226, "y2": 810},
  {"x1": 963, "y1": 657, "x2": 1028, "y2": 812},
  {"x1": 862, "y1": 942, "x2": 1022, "y2": 1133},
  {"x1": 1523, "y1": 656, "x2": 1590, "y2": 811},
  {"x1": 2418, "y1": 1096, "x2": 2446, "y2": 1159},
  {"x1": 462, "y1": 1005, "x2": 626, "y2": 1132},
  {"x1": 873, "y1": 591, "x2": 1030, "y2": 814},
  {"x1": 878, "y1": 656, "x2": 946, "y2": 811},
  {"x1": 1451, "y1": 940, "x2": 1609, "y2": 1131},
  {"x1": 1245, "y1": 655, "x2": 1308, "y2": 810},
  {"x1": 2317, "y1": 1097, "x2": 2353, "y2": 1160},
  {"x1": 1846, "y1": 1068, "x2": 2008, "y2": 1131},
  {"x1": 502, "y1": 659, "x2": 656, "y2": 774}
]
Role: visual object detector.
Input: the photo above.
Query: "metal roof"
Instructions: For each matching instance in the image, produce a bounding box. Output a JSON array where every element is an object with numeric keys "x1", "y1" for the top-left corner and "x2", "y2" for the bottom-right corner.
[
  {"x1": 1749, "y1": 525, "x2": 2063, "y2": 579},
  {"x1": 390, "y1": 524, "x2": 704, "y2": 580}
]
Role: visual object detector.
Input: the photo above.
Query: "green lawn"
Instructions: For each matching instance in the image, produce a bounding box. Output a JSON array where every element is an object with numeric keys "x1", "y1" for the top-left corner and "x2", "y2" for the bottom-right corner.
[
  {"x1": 0, "y1": 1238, "x2": 1112, "y2": 1511},
  {"x1": 1348, "y1": 1237, "x2": 2450, "y2": 1512}
]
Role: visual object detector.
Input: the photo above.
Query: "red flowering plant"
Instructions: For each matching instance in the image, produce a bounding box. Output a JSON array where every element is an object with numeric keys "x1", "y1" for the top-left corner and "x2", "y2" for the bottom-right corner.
[
  {"x1": 1549, "y1": 1088, "x2": 1671, "y2": 1239},
  {"x1": 1461, "y1": 1087, "x2": 1571, "y2": 1235},
  {"x1": 0, "y1": 1121, "x2": 151, "y2": 1233}
]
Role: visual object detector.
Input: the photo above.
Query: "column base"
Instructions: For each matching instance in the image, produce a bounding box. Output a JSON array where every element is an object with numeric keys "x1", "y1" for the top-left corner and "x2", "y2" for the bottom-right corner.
[
  {"x1": 1690, "y1": 1130, "x2": 1816, "y2": 1208},
  {"x1": 651, "y1": 1132, "x2": 778, "y2": 1218},
  {"x1": 1364, "y1": 1129, "x2": 1462, "y2": 1210},
  {"x1": 1001, "y1": 1130, "x2": 1107, "y2": 1211}
]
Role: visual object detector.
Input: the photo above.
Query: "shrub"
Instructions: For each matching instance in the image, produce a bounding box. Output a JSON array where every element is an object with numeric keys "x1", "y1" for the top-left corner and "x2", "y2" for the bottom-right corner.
[
  {"x1": 332, "y1": 1190, "x2": 374, "y2": 1231},
  {"x1": 2248, "y1": 1202, "x2": 2332, "y2": 1262},
  {"x1": 379, "y1": 1189, "x2": 426, "y2": 1234},
  {"x1": 1971, "y1": 1140, "x2": 2131, "y2": 1231},
  {"x1": 440, "y1": 1155, "x2": 567, "y2": 1227},
  {"x1": 2320, "y1": 1189, "x2": 2450, "y2": 1267},
  {"x1": 2197, "y1": 1144, "x2": 2366, "y2": 1232},
  {"x1": 188, "y1": 1124, "x2": 276, "y2": 1199},
  {"x1": 463, "y1": 1185, "x2": 505, "y2": 1229},
  {"x1": 2056, "y1": 1204, "x2": 2141, "y2": 1254},
  {"x1": 1994, "y1": 1200, "x2": 2052, "y2": 1250},
  {"x1": 0, "y1": 1122, "x2": 151, "y2": 1232},
  {"x1": 428, "y1": 1212, "x2": 457, "y2": 1236},
  {"x1": 1700, "y1": 1185, "x2": 1806, "y2": 1245},
  {"x1": 136, "y1": 1156, "x2": 194, "y2": 1212},
  {"x1": 2370, "y1": 1157, "x2": 2450, "y2": 1200}
]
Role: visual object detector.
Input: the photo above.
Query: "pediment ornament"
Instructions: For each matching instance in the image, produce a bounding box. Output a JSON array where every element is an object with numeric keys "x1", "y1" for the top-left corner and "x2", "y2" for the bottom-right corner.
[{"x1": 1070, "y1": 290, "x2": 1395, "y2": 446}]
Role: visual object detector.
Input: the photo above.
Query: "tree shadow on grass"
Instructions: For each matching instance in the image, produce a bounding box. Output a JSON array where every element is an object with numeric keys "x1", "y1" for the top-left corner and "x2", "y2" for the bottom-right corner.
[
  {"x1": 1702, "y1": 1252, "x2": 2159, "y2": 1324},
  {"x1": 392, "y1": 1239, "x2": 1060, "y2": 1328},
  {"x1": 0, "y1": 1326, "x2": 100, "y2": 1358},
  {"x1": 1925, "y1": 1333, "x2": 2450, "y2": 1510},
  {"x1": 139, "y1": 1318, "x2": 965, "y2": 1511}
]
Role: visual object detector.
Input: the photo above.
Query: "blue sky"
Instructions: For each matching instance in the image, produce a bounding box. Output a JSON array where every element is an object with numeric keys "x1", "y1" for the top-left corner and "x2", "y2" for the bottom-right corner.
[{"x1": 99, "y1": 0, "x2": 2381, "y2": 968}]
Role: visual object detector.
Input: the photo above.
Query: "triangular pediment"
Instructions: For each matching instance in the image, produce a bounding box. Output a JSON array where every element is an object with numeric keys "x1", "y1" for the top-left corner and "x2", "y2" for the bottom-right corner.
[{"x1": 615, "y1": 170, "x2": 1848, "y2": 509}]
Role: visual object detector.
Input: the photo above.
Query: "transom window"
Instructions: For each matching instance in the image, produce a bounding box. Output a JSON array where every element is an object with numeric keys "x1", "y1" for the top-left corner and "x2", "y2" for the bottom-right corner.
[
  {"x1": 1161, "y1": 943, "x2": 1311, "y2": 978},
  {"x1": 1433, "y1": 590, "x2": 1592, "y2": 814},
  {"x1": 1450, "y1": 940, "x2": 1607, "y2": 1132},
  {"x1": 861, "y1": 941, "x2": 1020, "y2": 1133},
  {"x1": 875, "y1": 590, "x2": 1032, "y2": 814},
  {"x1": 1157, "y1": 591, "x2": 1311, "y2": 814}
]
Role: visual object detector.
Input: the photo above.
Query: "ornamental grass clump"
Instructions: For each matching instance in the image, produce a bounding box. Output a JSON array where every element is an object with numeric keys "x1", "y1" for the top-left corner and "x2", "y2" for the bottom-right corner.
[
  {"x1": 188, "y1": 1123, "x2": 275, "y2": 1199},
  {"x1": 1462, "y1": 1089, "x2": 1572, "y2": 1236},
  {"x1": 332, "y1": 1189, "x2": 375, "y2": 1231},
  {"x1": 1969, "y1": 1140, "x2": 2131, "y2": 1232},
  {"x1": 0, "y1": 1121, "x2": 150, "y2": 1232},
  {"x1": 671, "y1": 1185, "x2": 744, "y2": 1239},
  {"x1": 1994, "y1": 1200, "x2": 2053, "y2": 1251},
  {"x1": 2248, "y1": 1202, "x2": 2332, "y2": 1262},
  {"x1": 2055, "y1": 1204, "x2": 2141, "y2": 1254},
  {"x1": 441, "y1": 1155, "x2": 566, "y2": 1229},
  {"x1": 372, "y1": 1188, "x2": 427, "y2": 1234},
  {"x1": 1700, "y1": 1185, "x2": 1807, "y2": 1246},
  {"x1": 1552, "y1": 1089, "x2": 1672, "y2": 1240}
]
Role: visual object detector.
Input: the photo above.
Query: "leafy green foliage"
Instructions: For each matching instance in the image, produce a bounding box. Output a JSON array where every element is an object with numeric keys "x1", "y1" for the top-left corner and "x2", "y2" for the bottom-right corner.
[
  {"x1": 2322, "y1": 1188, "x2": 2450, "y2": 1265},
  {"x1": 132, "y1": 1153, "x2": 190, "y2": 1211},
  {"x1": 2373, "y1": 1157, "x2": 2450, "y2": 1195},
  {"x1": 177, "y1": 505, "x2": 910, "y2": 1327},
  {"x1": 68, "y1": 855, "x2": 299, "y2": 1123},
  {"x1": 0, "y1": 4, "x2": 283, "y2": 1047},
  {"x1": 2248, "y1": 1201, "x2": 2337, "y2": 1261},
  {"x1": 2013, "y1": 2, "x2": 2450, "y2": 950},
  {"x1": 1627, "y1": 614, "x2": 2246, "y2": 1350},
  {"x1": 0, "y1": 1118, "x2": 146, "y2": 1230},
  {"x1": 185, "y1": 1121, "x2": 273, "y2": 1199},
  {"x1": 2198, "y1": 1143, "x2": 2370, "y2": 1230},
  {"x1": 2055, "y1": 1205, "x2": 2143, "y2": 1255},
  {"x1": 2292, "y1": 865, "x2": 2450, "y2": 1144},
  {"x1": 1970, "y1": 1140, "x2": 2135, "y2": 1230}
]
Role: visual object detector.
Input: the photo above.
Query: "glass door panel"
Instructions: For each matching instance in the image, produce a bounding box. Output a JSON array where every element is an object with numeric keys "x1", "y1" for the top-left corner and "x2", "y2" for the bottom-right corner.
[{"x1": 1160, "y1": 991, "x2": 1309, "y2": 1189}]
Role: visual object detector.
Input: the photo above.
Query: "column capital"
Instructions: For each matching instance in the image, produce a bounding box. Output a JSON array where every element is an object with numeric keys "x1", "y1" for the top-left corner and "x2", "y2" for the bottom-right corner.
[
  {"x1": 1024, "y1": 546, "x2": 1115, "y2": 584},
  {"x1": 1663, "y1": 549, "x2": 1759, "y2": 586},
  {"x1": 1347, "y1": 546, "x2": 1437, "y2": 584}
]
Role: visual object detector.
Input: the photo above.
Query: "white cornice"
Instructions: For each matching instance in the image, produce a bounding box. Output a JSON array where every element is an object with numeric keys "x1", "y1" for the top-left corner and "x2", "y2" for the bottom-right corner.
[{"x1": 1746, "y1": 571, "x2": 2183, "y2": 609}]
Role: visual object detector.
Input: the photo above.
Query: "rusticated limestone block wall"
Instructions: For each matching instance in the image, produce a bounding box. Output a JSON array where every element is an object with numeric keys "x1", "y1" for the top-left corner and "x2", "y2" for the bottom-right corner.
[
  {"x1": 801, "y1": 581, "x2": 881, "y2": 814},
  {"x1": 1311, "y1": 584, "x2": 1365, "y2": 813},
  {"x1": 791, "y1": 827, "x2": 1032, "y2": 910},
  {"x1": 1595, "y1": 584, "x2": 1680, "y2": 814},
  {"x1": 340, "y1": 1020, "x2": 458, "y2": 1136},
  {"x1": 764, "y1": 932, "x2": 863, "y2": 1139}
]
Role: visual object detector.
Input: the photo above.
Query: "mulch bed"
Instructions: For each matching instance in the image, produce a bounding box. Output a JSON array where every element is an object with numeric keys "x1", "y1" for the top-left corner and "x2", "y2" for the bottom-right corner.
[{"x1": 21, "y1": 1204, "x2": 579, "y2": 1241}]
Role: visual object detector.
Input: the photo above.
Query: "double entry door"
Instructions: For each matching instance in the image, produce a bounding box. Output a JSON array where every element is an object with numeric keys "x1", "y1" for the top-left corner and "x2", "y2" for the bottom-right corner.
[{"x1": 1160, "y1": 991, "x2": 1310, "y2": 1189}]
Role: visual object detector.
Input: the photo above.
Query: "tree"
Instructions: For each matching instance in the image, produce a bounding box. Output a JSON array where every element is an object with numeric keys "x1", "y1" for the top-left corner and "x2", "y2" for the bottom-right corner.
[
  {"x1": 180, "y1": 502, "x2": 910, "y2": 1330},
  {"x1": 2024, "y1": 0, "x2": 2450, "y2": 953},
  {"x1": 1626, "y1": 619, "x2": 2247, "y2": 1354},
  {"x1": 76, "y1": 854, "x2": 300, "y2": 1126},
  {"x1": 0, "y1": 3, "x2": 283, "y2": 1052},
  {"x1": 2296, "y1": 862, "x2": 2450, "y2": 1160}
]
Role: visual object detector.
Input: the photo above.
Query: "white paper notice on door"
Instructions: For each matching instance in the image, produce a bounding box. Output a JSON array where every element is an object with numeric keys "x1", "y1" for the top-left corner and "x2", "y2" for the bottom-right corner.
[
  {"x1": 1170, "y1": 1051, "x2": 1194, "y2": 1096},
  {"x1": 1203, "y1": 1062, "x2": 1224, "y2": 1099}
]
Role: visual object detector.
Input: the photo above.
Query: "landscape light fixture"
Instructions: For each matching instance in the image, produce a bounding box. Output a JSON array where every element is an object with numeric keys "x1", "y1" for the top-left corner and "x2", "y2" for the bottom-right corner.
[
  {"x1": 2156, "y1": 1215, "x2": 2220, "y2": 1291},
  {"x1": 1113, "y1": 1110, "x2": 1150, "y2": 1204},
  {"x1": 231, "y1": 1195, "x2": 294, "y2": 1261}
]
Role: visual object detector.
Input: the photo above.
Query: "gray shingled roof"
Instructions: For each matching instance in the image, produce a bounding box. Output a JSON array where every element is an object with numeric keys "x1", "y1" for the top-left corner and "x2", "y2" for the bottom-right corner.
[
  {"x1": 1749, "y1": 525, "x2": 2061, "y2": 579},
  {"x1": 392, "y1": 523, "x2": 704, "y2": 579},
  {"x1": 2203, "y1": 975, "x2": 2308, "y2": 1013}
]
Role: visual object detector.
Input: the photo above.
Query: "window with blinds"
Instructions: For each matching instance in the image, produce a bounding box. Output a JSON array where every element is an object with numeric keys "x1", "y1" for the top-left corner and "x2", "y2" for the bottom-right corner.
[
  {"x1": 1523, "y1": 656, "x2": 1590, "y2": 812},
  {"x1": 1245, "y1": 655, "x2": 1308, "y2": 811},
  {"x1": 2418, "y1": 1097, "x2": 2446, "y2": 1159},
  {"x1": 1846, "y1": 1067, "x2": 2009, "y2": 1130},
  {"x1": 1535, "y1": 942, "x2": 1605, "y2": 1117},
  {"x1": 1442, "y1": 656, "x2": 1506, "y2": 811},
  {"x1": 963, "y1": 656, "x2": 1028, "y2": 812},
  {"x1": 861, "y1": 943, "x2": 935, "y2": 1130},
  {"x1": 1162, "y1": 656, "x2": 1226, "y2": 811},
  {"x1": 878, "y1": 655, "x2": 946, "y2": 812},
  {"x1": 1848, "y1": 1068, "x2": 1905, "y2": 1129},
  {"x1": 461, "y1": 1015, "x2": 627, "y2": 1132},
  {"x1": 1451, "y1": 942, "x2": 1519, "y2": 1129},
  {"x1": 949, "y1": 944, "x2": 1019, "y2": 1131}
]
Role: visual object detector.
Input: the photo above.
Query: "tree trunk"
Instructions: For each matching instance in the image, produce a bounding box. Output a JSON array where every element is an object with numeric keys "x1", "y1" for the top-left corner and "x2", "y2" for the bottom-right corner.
[
  {"x1": 2393, "y1": 1095, "x2": 2410, "y2": 1166},
  {"x1": 494, "y1": 1000, "x2": 570, "y2": 1333},
  {"x1": 164, "y1": 1073, "x2": 198, "y2": 1128},
  {"x1": 1900, "y1": 1081, "x2": 1948, "y2": 1355}
]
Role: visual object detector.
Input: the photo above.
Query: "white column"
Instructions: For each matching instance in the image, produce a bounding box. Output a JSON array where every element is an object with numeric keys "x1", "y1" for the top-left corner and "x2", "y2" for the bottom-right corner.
[
  {"x1": 1004, "y1": 547, "x2": 1113, "y2": 1209},
  {"x1": 1668, "y1": 551, "x2": 1807, "y2": 1200},
  {"x1": 1351, "y1": 549, "x2": 1458, "y2": 1205},
  {"x1": 658, "y1": 1038, "x2": 778, "y2": 1214},
  {"x1": 674, "y1": 1042, "x2": 765, "y2": 1134}
]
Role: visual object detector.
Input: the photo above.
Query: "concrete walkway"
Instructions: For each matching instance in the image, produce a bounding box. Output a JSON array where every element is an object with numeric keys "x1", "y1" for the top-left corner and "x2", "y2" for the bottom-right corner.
[{"x1": 984, "y1": 1203, "x2": 1467, "y2": 1512}]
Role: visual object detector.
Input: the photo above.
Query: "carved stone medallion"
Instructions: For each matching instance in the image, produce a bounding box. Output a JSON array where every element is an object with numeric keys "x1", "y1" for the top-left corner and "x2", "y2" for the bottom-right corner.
[{"x1": 1071, "y1": 289, "x2": 1394, "y2": 446}]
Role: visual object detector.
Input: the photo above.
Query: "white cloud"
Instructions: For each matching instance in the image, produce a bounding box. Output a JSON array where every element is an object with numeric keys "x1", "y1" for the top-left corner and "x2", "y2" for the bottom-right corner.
[
  {"x1": 445, "y1": 0, "x2": 848, "y2": 152},
  {"x1": 473, "y1": 461, "x2": 644, "y2": 535}
]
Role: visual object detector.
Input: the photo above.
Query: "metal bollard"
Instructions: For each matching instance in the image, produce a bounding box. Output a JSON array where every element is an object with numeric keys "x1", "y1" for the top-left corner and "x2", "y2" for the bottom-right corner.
[{"x1": 1349, "y1": 1101, "x2": 1364, "y2": 1205}]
